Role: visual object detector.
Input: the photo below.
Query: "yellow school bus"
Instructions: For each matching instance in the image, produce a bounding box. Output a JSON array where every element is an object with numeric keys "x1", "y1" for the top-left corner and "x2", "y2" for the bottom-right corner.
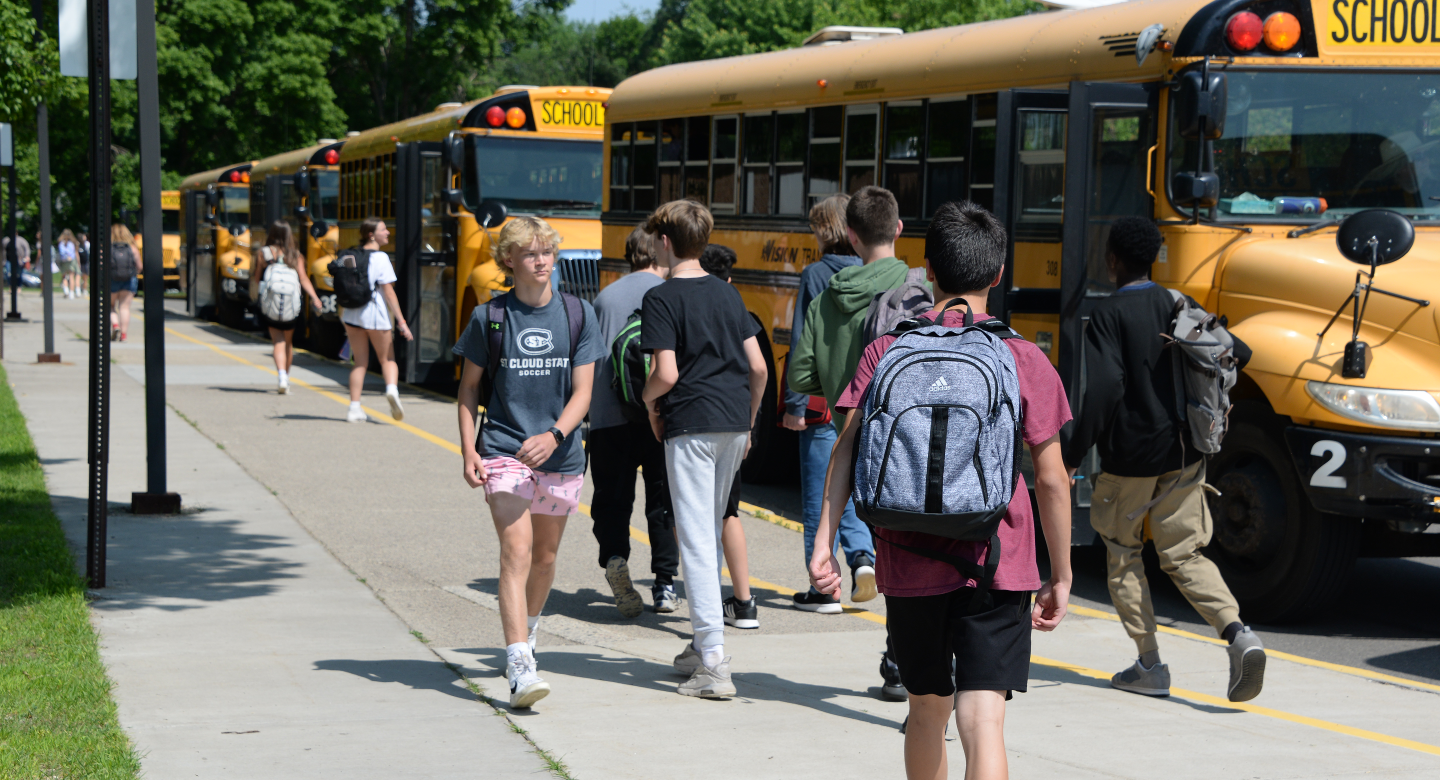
[
  {"x1": 249, "y1": 141, "x2": 344, "y2": 351},
  {"x1": 604, "y1": 5, "x2": 1440, "y2": 620},
  {"x1": 178, "y1": 163, "x2": 255, "y2": 326},
  {"x1": 135, "y1": 190, "x2": 183, "y2": 290},
  {"x1": 337, "y1": 86, "x2": 609, "y2": 386}
]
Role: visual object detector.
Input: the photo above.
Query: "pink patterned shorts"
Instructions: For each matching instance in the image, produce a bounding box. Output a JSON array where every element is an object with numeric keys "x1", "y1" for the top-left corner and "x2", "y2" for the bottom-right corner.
[{"x1": 481, "y1": 456, "x2": 583, "y2": 517}]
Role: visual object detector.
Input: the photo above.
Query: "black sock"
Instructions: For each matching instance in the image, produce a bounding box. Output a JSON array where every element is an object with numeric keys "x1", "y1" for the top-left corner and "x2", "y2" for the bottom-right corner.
[{"x1": 1221, "y1": 622, "x2": 1244, "y2": 644}]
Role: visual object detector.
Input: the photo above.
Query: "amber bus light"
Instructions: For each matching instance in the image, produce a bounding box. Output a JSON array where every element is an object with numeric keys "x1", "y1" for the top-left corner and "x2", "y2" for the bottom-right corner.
[
  {"x1": 506, "y1": 107, "x2": 527, "y2": 128},
  {"x1": 1263, "y1": 12, "x2": 1301, "y2": 51},
  {"x1": 1226, "y1": 11, "x2": 1263, "y2": 51}
]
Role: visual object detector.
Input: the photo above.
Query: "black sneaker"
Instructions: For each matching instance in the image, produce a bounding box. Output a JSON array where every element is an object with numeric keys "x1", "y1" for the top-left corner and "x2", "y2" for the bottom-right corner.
[
  {"x1": 791, "y1": 590, "x2": 842, "y2": 614},
  {"x1": 879, "y1": 650, "x2": 906, "y2": 701},
  {"x1": 723, "y1": 596, "x2": 759, "y2": 629},
  {"x1": 850, "y1": 552, "x2": 877, "y2": 603}
]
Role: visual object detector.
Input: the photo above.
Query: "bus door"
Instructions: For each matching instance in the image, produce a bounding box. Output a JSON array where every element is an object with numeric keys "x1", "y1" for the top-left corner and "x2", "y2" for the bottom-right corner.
[
  {"x1": 185, "y1": 189, "x2": 216, "y2": 318},
  {"x1": 1058, "y1": 81, "x2": 1158, "y2": 532},
  {"x1": 394, "y1": 141, "x2": 458, "y2": 389}
]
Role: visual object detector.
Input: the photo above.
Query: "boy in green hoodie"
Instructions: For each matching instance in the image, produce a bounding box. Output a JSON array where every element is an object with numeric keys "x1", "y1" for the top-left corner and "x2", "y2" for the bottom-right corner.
[{"x1": 787, "y1": 186, "x2": 910, "y2": 422}]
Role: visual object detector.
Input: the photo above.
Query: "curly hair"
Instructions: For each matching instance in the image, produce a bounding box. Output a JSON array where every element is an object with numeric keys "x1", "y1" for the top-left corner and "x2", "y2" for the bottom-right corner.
[{"x1": 1107, "y1": 216, "x2": 1163, "y2": 277}]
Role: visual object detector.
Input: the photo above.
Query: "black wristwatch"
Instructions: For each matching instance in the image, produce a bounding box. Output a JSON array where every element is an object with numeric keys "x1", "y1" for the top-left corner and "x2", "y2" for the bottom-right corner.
[{"x1": 548, "y1": 427, "x2": 565, "y2": 445}]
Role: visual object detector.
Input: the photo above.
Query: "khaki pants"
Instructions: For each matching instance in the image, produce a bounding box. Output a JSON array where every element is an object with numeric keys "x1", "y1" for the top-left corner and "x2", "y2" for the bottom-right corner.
[{"x1": 1090, "y1": 460, "x2": 1241, "y2": 654}]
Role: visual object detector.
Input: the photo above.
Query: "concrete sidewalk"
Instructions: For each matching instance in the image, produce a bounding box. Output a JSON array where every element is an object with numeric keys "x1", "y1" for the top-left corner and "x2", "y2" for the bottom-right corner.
[{"x1": 2, "y1": 302, "x2": 547, "y2": 777}]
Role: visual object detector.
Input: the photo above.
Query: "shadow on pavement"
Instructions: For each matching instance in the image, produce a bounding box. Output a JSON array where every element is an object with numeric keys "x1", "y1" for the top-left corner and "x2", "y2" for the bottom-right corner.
[
  {"x1": 51, "y1": 493, "x2": 302, "y2": 610},
  {"x1": 467, "y1": 578, "x2": 695, "y2": 640},
  {"x1": 1029, "y1": 663, "x2": 1244, "y2": 715},
  {"x1": 312, "y1": 658, "x2": 479, "y2": 703}
]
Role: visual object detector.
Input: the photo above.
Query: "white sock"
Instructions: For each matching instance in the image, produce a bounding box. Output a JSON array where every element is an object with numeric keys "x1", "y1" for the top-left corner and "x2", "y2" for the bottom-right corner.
[
  {"x1": 349, "y1": 401, "x2": 362, "y2": 412},
  {"x1": 527, "y1": 614, "x2": 540, "y2": 653},
  {"x1": 277, "y1": 370, "x2": 288, "y2": 381},
  {"x1": 385, "y1": 383, "x2": 398, "y2": 396},
  {"x1": 695, "y1": 640, "x2": 723, "y2": 669}
]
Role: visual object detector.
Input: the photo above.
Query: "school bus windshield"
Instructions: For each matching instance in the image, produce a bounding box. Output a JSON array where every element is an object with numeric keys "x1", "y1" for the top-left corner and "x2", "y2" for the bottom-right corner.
[
  {"x1": 162, "y1": 209, "x2": 180, "y2": 233},
  {"x1": 1171, "y1": 70, "x2": 1440, "y2": 221},
  {"x1": 474, "y1": 137, "x2": 602, "y2": 216},
  {"x1": 313, "y1": 170, "x2": 339, "y2": 222},
  {"x1": 219, "y1": 187, "x2": 250, "y2": 232}
]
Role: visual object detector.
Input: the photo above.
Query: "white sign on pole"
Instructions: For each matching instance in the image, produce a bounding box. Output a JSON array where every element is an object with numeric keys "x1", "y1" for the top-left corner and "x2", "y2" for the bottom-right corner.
[
  {"x1": 59, "y1": 0, "x2": 139, "y2": 79},
  {"x1": 0, "y1": 124, "x2": 12, "y2": 167}
]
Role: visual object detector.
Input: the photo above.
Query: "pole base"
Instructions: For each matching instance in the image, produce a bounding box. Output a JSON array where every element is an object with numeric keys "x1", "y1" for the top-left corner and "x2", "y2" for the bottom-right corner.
[
  {"x1": 5, "y1": 312, "x2": 24, "y2": 321},
  {"x1": 131, "y1": 492, "x2": 182, "y2": 515},
  {"x1": 37, "y1": 352, "x2": 61, "y2": 363}
]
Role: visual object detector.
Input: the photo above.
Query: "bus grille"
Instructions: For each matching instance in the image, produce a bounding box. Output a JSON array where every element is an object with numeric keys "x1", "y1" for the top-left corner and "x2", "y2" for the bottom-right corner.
[{"x1": 557, "y1": 250, "x2": 602, "y2": 302}]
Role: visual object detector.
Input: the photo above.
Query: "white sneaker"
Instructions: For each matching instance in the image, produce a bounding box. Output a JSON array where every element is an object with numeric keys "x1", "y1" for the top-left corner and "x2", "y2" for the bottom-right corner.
[
  {"x1": 385, "y1": 389, "x2": 404, "y2": 421},
  {"x1": 278, "y1": 376, "x2": 289, "y2": 394},
  {"x1": 346, "y1": 406, "x2": 367, "y2": 423},
  {"x1": 508, "y1": 655, "x2": 550, "y2": 709}
]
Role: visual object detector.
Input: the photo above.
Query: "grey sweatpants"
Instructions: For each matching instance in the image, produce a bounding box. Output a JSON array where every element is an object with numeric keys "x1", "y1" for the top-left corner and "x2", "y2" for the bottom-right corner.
[{"x1": 665, "y1": 431, "x2": 748, "y2": 649}]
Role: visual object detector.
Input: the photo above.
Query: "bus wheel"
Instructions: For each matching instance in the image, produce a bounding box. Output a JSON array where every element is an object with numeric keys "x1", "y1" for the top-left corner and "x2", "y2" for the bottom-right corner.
[{"x1": 1205, "y1": 403, "x2": 1359, "y2": 623}]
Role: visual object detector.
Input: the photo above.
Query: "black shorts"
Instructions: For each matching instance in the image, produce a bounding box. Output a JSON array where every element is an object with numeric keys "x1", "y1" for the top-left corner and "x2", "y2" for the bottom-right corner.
[
  {"x1": 886, "y1": 589, "x2": 1033, "y2": 698},
  {"x1": 725, "y1": 470, "x2": 741, "y2": 518}
]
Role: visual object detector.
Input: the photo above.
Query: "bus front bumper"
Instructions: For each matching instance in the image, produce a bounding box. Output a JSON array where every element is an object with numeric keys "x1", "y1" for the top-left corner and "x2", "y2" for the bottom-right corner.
[{"x1": 1284, "y1": 427, "x2": 1440, "y2": 522}]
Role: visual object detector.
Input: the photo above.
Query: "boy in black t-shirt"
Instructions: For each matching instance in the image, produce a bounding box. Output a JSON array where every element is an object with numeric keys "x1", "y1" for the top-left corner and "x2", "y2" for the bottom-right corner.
[{"x1": 641, "y1": 203, "x2": 768, "y2": 697}]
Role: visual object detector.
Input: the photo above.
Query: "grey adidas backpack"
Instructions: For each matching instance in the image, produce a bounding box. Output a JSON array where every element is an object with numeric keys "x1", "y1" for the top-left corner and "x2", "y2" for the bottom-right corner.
[
  {"x1": 860, "y1": 266, "x2": 933, "y2": 348},
  {"x1": 851, "y1": 300, "x2": 1024, "y2": 590},
  {"x1": 1165, "y1": 289, "x2": 1240, "y2": 455}
]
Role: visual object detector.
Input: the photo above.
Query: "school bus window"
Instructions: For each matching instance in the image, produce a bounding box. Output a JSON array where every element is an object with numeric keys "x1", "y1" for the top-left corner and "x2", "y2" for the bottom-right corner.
[
  {"x1": 685, "y1": 115, "x2": 711, "y2": 204},
  {"x1": 886, "y1": 101, "x2": 925, "y2": 218},
  {"x1": 610, "y1": 122, "x2": 632, "y2": 211},
  {"x1": 422, "y1": 156, "x2": 442, "y2": 218},
  {"x1": 659, "y1": 118, "x2": 685, "y2": 204},
  {"x1": 926, "y1": 98, "x2": 970, "y2": 217},
  {"x1": 744, "y1": 113, "x2": 774, "y2": 215},
  {"x1": 845, "y1": 105, "x2": 880, "y2": 193},
  {"x1": 162, "y1": 209, "x2": 180, "y2": 233},
  {"x1": 633, "y1": 122, "x2": 658, "y2": 212},
  {"x1": 974, "y1": 93, "x2": 998, "y2": 121},
  {"x1": 472, "y1": 136, "x2": 603, "y2": 216},
  {"x1": 712, "y1": 116, "x2": 739, "y2": 212},
  {"x1": 776, "y1": 111, "x2": 806, "y2": 216},
  {"x1": 1014, "y1": 111, "x2": 1066, "y2": 241},
  {"x1": 809, "y1": 106, "x2": 843, "y2": 201},
  {"x1": 315, "y1": 170, "x2": 338, "y2": 221}
]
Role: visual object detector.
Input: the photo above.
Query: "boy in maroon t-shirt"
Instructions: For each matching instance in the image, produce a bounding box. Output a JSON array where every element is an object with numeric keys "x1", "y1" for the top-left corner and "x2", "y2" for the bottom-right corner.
[{"x1": 810, "y1": 201, "x2": 1073, "y2": 780}]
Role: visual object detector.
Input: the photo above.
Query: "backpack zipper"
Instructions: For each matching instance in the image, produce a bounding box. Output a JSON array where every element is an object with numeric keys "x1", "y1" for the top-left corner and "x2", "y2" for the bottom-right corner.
[{"x1": 869, "y1": 354, "x2": 998, "y2": 422}]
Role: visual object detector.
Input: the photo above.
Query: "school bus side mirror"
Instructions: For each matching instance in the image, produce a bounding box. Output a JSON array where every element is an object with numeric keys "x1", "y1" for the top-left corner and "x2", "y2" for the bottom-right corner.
[
  {"x1": 1172, "y1": 171, "x2": 1219, "y2": 208},
  {"x1": 294, "y1": 205, "x2": 309, "y2": 220},
  {"x1": 1174, "y1": 69, "x2": 1226, "y2": 140},
  {"x1": 443, "y1": 133, "x2": 465, "y2": 171},
  {"x1": 293, "y1": 172, "x2": 310, "y2": 198},
  {"x1": 310, "y1": 220, "x2": 328, "y2": 239},
  {"x1": 475, "y1": 199, "x2": 507, "y2": 229},
  {"x1": 443, "y1": 189, "x2": 463, "y2": 207}
]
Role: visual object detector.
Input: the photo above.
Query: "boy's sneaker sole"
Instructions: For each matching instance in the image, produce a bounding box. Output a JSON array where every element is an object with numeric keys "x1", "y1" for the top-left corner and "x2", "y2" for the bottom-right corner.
[
  {"x1": 1228, "y1": 645, "x2": 1267, "y2": 703},
  {"x1": 724, "y1": 616, "x2": 759, "y2": 629},
  {"x1": 510, "y1": 680, "x2": 551, "y2": 709},
  {"x1": 385, "y1": 391, "x2": 404, "y2": 421},
  {"x1": 605, "y1": 557, "x2": 644, "y2": 619},
  {"x1": 792, "y1": 594, "x2": 842, "y2": 614},
  {"x1": 851, "y1": 564, "x2": 878, "y2": 603}
]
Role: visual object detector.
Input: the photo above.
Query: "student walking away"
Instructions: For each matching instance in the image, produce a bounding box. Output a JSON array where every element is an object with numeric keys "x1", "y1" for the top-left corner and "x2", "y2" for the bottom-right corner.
[
  {"x1": 57, "y1": 230, "x2": 80, "y2": 298},
  {"x1": 589, "y1": 226, "x2": 680, "y2": 617},
  {"x1": 79, "y1": 233, "x2": 90, "y2": 296},
  {"x1": 250, "y1": 221, "x2": 324, "y2": 394},
  {"x1": 455, "y1": 216, "x2": 604, "y2": 710},
  {"x1": 641, "y1": 201, "x2": 767, "y2": 698},
  {"x1": 812, "y1": 201, "x2": 1073, "y2": 780},
  {"x1": 1062, "y1": 216, "x2": 1263, "y2": 703},
  {"x1": 333, "y1": 218, "x2": 412, "y2": 422},
  {"x1": 108, "y1": 225, "x2": 140, "y2": 342},
  {"x1": 698, "y1": 243, "x2": 759, "y2": 630}
]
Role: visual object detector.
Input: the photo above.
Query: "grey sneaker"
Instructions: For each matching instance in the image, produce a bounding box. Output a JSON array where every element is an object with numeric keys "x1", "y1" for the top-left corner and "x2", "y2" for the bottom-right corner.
[
  {"x1": 605, "y1": 556, "x2": 643, "y2": 619},
  {"x1": 1111, "y1": 658, "x2": 1171, "y2": 697},
  {"x1": 678, "y1": 656, "x2": 736, "y2": 698},
  {"x1": 673, "y1": 643, "x2": 702, "y2": 675},
  {"x1": 653, "y1": 583, "x2": 679, "y2": 613},
  {"x1": 1227, "y1": 627, "x2": 1267, "y2": 702}
]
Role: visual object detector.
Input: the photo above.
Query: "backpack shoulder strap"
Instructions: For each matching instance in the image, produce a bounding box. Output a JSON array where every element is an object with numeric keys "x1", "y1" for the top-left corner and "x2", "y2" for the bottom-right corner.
[
  {"x1": 974, "y1": 318, "x2": 1021, "y2": 339},
  {"x1": 561, "y1": 292, "x2": 584, "y2": 364},
  {"x1": 486, "y1": 293, "x2": 508, "y2": 384}
]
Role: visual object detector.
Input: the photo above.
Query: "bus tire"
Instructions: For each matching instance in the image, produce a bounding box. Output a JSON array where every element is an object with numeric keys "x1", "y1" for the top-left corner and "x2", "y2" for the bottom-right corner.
[
  {"x1": 1205, "y1": 402, "x2": 1360, "y2": 623},
  {"x1": 740, "y1": 318, "x2": 798, "y2": 485}
]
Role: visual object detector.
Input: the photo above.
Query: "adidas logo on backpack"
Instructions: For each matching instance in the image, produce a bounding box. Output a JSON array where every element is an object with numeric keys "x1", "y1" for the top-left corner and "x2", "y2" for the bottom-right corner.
[{"x1": 852, "y1": 300, "x2": 1025, "y2": 592}]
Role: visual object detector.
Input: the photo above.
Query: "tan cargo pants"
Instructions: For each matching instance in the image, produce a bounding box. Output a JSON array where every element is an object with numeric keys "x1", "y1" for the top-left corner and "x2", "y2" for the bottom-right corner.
[{"x1": 1090, "y1": 460, "x2": 1241, "y2": 654}]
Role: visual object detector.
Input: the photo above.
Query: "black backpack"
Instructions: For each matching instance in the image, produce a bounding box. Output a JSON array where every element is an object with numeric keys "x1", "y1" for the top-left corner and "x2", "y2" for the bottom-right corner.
[
  {"x1": 480, "y1": 291, "x2": 585, "y2": 409},
  {"x1": 328, "y1": 249, "x2": 373, "y2": 309},
  {"x1": 110, "y1": 244, "x2": 138, "y2": 282},
  {"x1": 609, "y1": 309, "x2": 649, "y2": 424}
]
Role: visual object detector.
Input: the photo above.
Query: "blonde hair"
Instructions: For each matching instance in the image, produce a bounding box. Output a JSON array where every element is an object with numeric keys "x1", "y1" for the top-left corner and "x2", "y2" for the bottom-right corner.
[
  {"x1": 110, "y1": 223, "x2": 136, "y2": 249},
  {"x1": 809, "y1": 194, "x2": 854, "y2": 255},
  {"x1": 492, "y1": 216, "x2": 562, "y2": 267},
  {"x1": 59, "y1": 229, "x2": 76, "y2": 245}
]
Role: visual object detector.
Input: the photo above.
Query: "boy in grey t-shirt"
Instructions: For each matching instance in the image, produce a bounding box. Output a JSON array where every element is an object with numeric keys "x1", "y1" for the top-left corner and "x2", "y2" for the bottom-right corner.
[{"x1": 454, "y1": 217, "x2": 603, "y2": 711}]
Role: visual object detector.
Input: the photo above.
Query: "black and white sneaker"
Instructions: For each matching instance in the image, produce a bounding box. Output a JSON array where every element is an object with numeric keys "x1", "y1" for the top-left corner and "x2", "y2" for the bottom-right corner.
[
  {"x1": 792, "y1": 590, "x2": 842, "y2": 614},
  {"x1": 723, "y1": 596, "x2": 759, "y2": 629},
  {"x1": 851, "y1": 552, "x2": 877, "y2": 603},
  {"x1": 879, "y1": 649, "x2": 906, "y2": 701},
  {"x1": 653, "y1": 583, "x2": 679, "y2": 613}
]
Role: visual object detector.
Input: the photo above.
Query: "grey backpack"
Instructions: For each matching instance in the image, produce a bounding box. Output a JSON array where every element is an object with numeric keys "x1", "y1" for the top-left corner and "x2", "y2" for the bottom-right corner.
[
  {"x1": 860, "y1": 266, "x2": 933, "y2": 348},
  {"x1": 1165, "y1": 289, "x2": 1240, "y2": 455},
  {"x1": 852, "y1": 300, "x2": 1023, "y2": 590}
]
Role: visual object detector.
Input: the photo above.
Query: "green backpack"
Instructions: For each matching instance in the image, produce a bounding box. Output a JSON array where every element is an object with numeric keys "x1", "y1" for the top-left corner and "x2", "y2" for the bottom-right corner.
[{"x1": 609, "y1": 309, "x2": 650, "y2": 424}]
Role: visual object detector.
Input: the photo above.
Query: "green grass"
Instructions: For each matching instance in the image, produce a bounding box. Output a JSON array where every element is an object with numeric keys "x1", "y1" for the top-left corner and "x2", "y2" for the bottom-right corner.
[{"x1": 0, "y1": 365, "x2": 142, "y2": 778}]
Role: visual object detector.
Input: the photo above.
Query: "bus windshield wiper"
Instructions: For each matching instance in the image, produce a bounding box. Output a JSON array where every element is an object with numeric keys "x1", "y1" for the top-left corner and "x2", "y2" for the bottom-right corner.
[
  {"x1": 539, "y1": 199, "x2": 600, "y2": 208},
  {"x1": 1287, "y1": 220, "x2": 1341, "y2": 239}
]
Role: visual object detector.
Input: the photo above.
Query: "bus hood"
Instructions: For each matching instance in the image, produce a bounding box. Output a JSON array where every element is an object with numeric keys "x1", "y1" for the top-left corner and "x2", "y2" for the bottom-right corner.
[{"x1": 1219, "y1": 229, "x2": 1440, "y2": 391}]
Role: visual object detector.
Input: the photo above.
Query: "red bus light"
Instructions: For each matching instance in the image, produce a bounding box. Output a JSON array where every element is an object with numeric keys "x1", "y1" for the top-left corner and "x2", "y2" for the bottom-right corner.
[
  {"x1": 1226, "y1": 11, "x2": 1263, "y2": 51},
  {"x1": 486, "y1": 106, "x2": 505, "y2": 127},
  {"x1": 1263, "y1": 12, "x2": 1301, "y2": 51},
  {"x1": 506, "y1": 107, "x2": 526, "y2": 129},
  {"x1": 324, "y1": 149, "x2": 339, "y2": 165},
  {"x1": 228, "y1": 170, "x2": 240, "y2": 182}
]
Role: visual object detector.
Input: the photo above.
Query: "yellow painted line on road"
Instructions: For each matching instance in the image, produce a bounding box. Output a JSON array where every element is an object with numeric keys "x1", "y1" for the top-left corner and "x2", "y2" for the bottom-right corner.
[
  {"x1": 167, "y1": 324, "x2": 1440, "y2": 756},
  {"x1": 737, "y1": 500, "x2": 805, "y2": 533}
]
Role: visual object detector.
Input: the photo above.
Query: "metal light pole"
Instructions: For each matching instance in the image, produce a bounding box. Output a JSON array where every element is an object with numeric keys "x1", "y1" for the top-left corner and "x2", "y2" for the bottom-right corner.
[
  {"x1": 37, "y1": 0, "x2": 58, "y2": 362},
  {"x1": 130, "y1": 0, "x2": 178, "y2": 514},
  {"x1": 85, "y1": 0, "x2": 114, "y2": 589},
  {"x1": 4, "y1": 163, "x2": 18, "y2": 322}
]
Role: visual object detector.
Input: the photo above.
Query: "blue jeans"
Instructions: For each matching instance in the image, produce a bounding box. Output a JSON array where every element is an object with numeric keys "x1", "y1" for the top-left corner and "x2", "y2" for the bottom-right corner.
[{"x1": 799, "y1": 421, "x2": 873, "y2": 590}]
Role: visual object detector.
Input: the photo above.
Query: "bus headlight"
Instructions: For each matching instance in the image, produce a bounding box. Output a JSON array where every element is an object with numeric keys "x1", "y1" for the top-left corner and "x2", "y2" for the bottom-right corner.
[
  {"x1": 232, "y1": 266, "x2": 250, "y2": 280},
  {"x1": 1306, "y1": 381, "x2": 1440, "y2": 431}
]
